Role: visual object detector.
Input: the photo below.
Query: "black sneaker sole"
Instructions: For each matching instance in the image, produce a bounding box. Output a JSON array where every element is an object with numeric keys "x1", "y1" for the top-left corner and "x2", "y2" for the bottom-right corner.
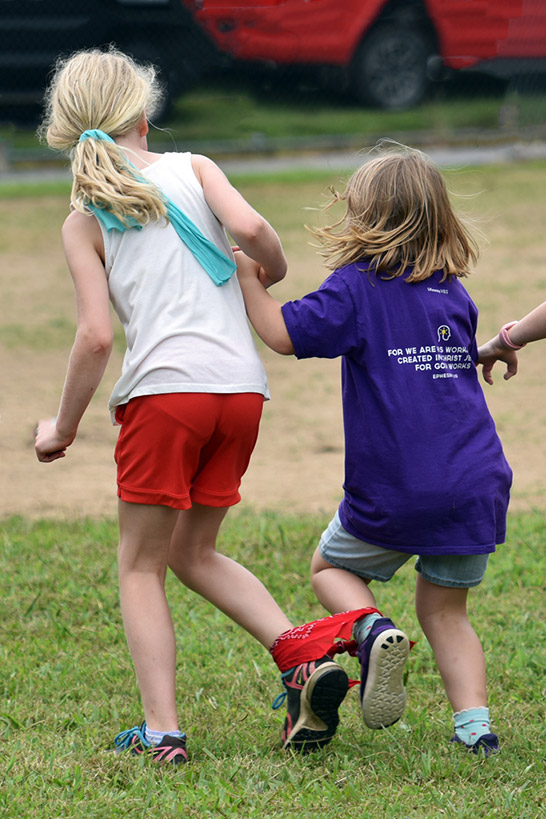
[{"x1": 284, "y1": 662, "x2": 349, "y2": 752}]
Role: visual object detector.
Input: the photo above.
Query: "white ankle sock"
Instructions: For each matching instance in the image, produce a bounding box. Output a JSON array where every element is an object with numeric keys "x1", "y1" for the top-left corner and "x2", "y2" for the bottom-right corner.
[{"x1": 145, "y1": 725, "x2": 184, "y2": 746}]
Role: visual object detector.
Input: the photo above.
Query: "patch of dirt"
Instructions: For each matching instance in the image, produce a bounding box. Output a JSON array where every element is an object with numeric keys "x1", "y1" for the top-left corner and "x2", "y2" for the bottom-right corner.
[{"x1": 2, "y1": 178, "x2": 546, "y2": 523}]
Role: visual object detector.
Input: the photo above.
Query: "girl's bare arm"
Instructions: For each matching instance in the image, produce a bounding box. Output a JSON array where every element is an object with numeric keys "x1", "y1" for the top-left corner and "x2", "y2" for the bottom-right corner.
[
  {"x1": 477, "y1": 301, "x2": 546, "y2": 385},
  {"x1": 35, "y1": 211, "x2": 113, "y2": 462},
  {"x1": 235, "y1": 251, "x2": 294, "y2": 355},
  {"x1": 507, "y1": 301, "x2": 546, "y2": 346},
  {"x1": 192, "y1": 154, "x2": 287, "y2": 286}
]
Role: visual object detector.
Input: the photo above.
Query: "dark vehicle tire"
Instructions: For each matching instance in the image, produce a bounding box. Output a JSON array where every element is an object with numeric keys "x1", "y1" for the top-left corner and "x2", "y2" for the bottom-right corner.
[{"x1": 351, "y1": 25, "x2": 431, "y2": 109}]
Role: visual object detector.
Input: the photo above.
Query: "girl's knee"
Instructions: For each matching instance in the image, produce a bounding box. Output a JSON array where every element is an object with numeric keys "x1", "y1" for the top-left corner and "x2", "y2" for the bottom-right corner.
[
  {"x1": 168, "y1": 541, "x2": 218, "y2": 582},
  {"x1": 416, "y1": 578, "x2": 469, "y2": 623}
]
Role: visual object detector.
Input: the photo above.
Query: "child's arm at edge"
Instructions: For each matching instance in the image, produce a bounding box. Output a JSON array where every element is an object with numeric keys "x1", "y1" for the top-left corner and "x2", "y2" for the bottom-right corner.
[
  {"x1": 477, "y1": 301, "x2": 546, "y2": 385},
  {"x1": 235, "y1": 251, "x2": 295, "y2": 355},
  {"x1": 35, "y1": 211, "x2": 113, "y2": 462}
]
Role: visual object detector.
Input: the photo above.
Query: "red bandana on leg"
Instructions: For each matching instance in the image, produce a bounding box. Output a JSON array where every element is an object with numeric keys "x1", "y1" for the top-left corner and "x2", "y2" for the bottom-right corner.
[{"x1": 270, "y1": 608, "x2": 380, "y2": 672}]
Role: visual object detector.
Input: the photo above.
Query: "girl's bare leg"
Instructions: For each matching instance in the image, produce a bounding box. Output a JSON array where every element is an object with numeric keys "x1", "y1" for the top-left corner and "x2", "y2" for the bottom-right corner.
[
  {"x1": 117, "y1": 500, "x2": 180, "y2": 732},
  {"x1": 415, "y1": 574, "x2": 487, "y2": 712},
  {"x1": 168, "y1": 503, "x2": 293, "y2": 648},
  {"x1": 310, "y1": 547, "x2": 377, "y2": 612}
]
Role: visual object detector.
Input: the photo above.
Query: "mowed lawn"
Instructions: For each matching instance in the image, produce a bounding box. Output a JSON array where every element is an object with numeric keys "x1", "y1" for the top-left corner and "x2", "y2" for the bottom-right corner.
[
  {"x1": 1, "y1": 512, "x2": 545, "y2": 818},
  {"x1": 1, "y1": 160, "x2": 545, "y2": 817}
]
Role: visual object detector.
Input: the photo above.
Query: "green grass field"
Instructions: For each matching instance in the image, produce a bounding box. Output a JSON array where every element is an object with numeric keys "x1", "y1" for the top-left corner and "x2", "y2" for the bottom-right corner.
[{"x1": 1, "y1": 511, "x2": 545, "y2": 818}]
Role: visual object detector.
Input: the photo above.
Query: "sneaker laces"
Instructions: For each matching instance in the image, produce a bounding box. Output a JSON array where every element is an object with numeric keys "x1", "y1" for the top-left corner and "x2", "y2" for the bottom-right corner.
[
  {"x1": 114, "y1": 723, "x2": 148, "y2": 750},
  {"x1": 272, "y1": 691, "x2": 287, "y2": 710}
]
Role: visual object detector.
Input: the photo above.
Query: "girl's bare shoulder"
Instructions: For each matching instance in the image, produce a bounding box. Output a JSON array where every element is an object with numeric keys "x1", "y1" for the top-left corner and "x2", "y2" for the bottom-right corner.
[
  {"x1": 62, "y1": 208, "x2": 105, "y2": 260},
  {"x1": 62, "y1": 207, "x2": 101, "y2": 236}
]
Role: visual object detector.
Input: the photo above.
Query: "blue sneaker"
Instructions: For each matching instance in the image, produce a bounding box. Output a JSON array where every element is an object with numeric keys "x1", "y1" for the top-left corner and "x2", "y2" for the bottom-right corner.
[
  {"x1": 274, "y1": 657, "x2": 349, "y2": 752},
  {"x1": 113, "y1": 721, "x2": 187, "y2": 765},
  {"x1": 451, "y1": 732, "x2": 500, "y2": 756},
  {"x1": 357, "y1": 617, "x2": 410, "y2": 729}
]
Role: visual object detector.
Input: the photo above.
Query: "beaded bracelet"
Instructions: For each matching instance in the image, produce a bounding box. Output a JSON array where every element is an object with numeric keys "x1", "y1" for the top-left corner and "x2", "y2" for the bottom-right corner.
[{"x1": 499, "y1": 321, "x2": 526, "y2": 351}]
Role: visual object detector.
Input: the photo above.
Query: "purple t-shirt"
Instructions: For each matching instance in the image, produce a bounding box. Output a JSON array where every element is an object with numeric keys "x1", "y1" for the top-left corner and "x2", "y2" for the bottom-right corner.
[{"x1": 281, "y1": 262, "x2": 512, "y2": 555}]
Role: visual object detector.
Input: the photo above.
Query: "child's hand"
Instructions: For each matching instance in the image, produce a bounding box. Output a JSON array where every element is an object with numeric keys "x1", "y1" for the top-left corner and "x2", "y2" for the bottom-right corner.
[
  {"x1": 477, "y1": 338, "x2": 518, "y2": 385},
  {"x1": 234, "y1": 250, "x2": 281, "y2": 290},
  {"x1": 34, "y1": 418, "x2": 73, "y2": 462},
  {"x1": 234, "y1": 250, "x2": 262, "y2": 282}
]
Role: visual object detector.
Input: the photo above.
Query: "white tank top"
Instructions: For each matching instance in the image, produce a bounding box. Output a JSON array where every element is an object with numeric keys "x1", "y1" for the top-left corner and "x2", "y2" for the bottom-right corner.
[{"x1": 98, "y1": 152, "x2": 270, "y2": 421}]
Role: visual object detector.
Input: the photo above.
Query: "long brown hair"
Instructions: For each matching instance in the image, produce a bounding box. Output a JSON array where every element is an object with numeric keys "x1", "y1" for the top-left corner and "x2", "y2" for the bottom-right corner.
[{"x1": 311, "y1": 144, "x2": 480, "y2": 282}]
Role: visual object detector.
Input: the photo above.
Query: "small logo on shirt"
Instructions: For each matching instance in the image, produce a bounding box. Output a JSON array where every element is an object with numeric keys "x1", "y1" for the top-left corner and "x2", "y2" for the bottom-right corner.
[
  {"x1": 427, "y1": 287, "x2": 449, "y2": 295},
  {"x1": 437, "y1": 325, "x2": 451, "y2": 342}
]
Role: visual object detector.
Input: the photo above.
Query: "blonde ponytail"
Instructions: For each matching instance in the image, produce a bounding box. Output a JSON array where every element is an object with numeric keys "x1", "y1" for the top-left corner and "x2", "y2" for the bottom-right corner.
[
  {"x1": 71, "y1": 136, "x2": 167, "y2": 226},
  {"x1": 39, "y1": 47, "x2": 167, "y2": 226}
]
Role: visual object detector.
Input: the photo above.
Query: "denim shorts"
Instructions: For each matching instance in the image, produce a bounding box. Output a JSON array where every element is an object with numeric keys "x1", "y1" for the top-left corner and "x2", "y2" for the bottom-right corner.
[{"x1": 318, "y1": 511, "x2": 490, "y2": 589}]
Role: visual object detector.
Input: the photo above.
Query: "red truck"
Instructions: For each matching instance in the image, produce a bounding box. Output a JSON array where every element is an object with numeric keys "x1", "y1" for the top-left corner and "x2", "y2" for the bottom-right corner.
[{"x1": 183, "y1": 0, "x2": 546, "y2": 109}]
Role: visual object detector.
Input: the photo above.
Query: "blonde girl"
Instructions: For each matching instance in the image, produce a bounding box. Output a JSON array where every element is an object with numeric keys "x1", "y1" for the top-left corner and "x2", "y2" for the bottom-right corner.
[
  {"x1": 35, "y1": 48, "x2": 377, "y2": 763},
  {"x1": 236, "y1": 145, "x2": 511, "y2": 755}
]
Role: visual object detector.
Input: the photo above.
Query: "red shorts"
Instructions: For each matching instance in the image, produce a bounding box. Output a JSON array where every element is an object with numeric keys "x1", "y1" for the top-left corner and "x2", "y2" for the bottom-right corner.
[{"x1": 114, "y1": 393, "x2": 263, "y2": 509}]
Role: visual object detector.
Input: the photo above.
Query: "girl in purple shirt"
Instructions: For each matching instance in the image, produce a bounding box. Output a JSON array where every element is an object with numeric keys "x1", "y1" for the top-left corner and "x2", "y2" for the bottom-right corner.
[{"x1": 236, "y1": 144, "x2": 510, "y2": 756}]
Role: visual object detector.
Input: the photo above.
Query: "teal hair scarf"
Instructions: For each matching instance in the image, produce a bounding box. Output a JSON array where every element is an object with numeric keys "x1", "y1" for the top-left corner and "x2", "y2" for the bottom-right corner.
[{"x1": 78, "y1": 129, "x2": 236, "y2": 286}]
